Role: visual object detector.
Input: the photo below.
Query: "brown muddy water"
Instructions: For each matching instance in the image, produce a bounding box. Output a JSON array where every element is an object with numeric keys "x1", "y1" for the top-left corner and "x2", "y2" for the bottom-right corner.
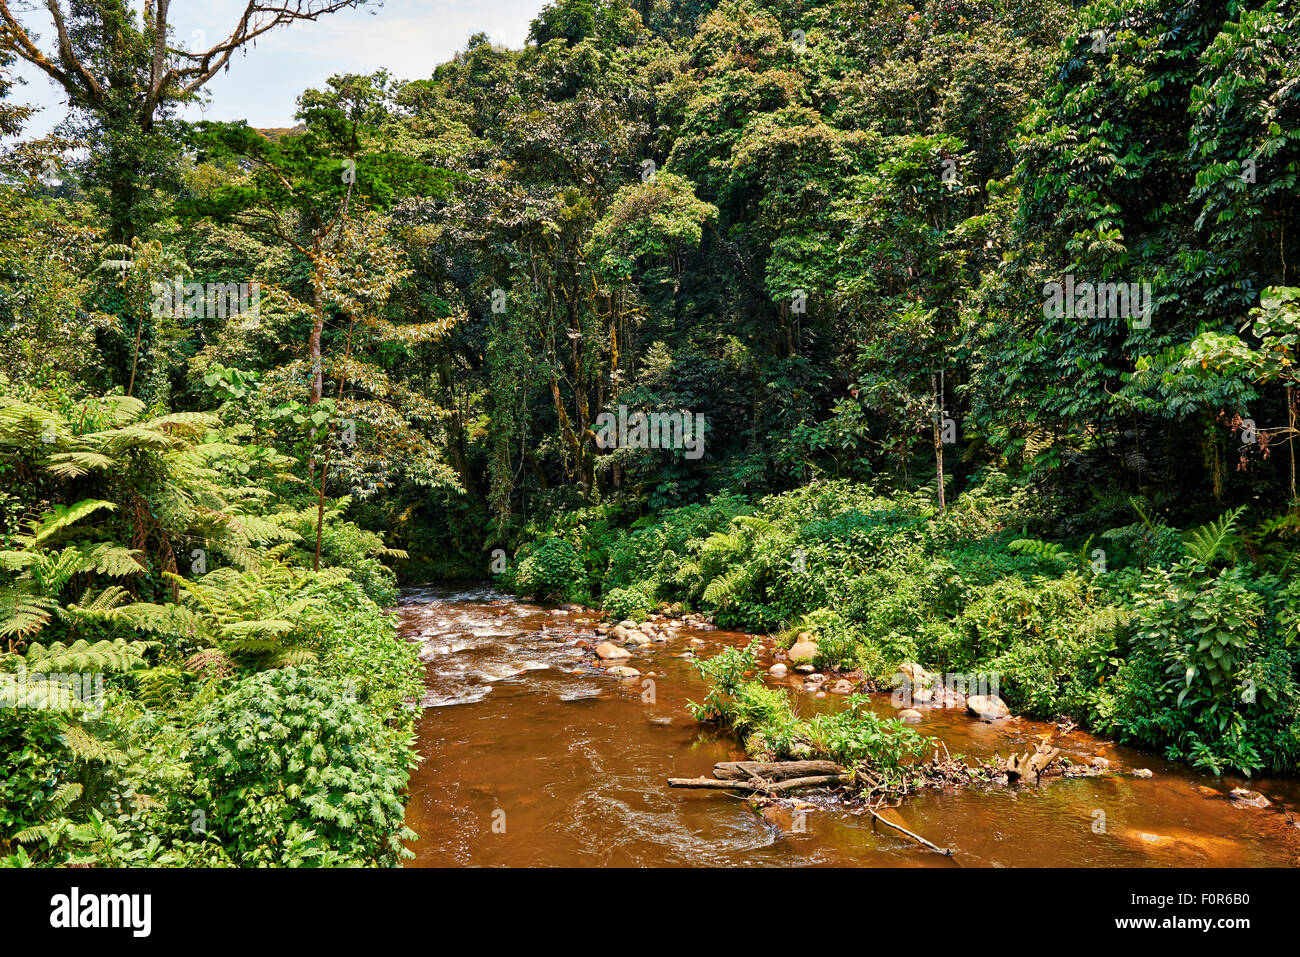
[{"x1": 400, "y1": 584, "x2": 1300, "y2": 867}]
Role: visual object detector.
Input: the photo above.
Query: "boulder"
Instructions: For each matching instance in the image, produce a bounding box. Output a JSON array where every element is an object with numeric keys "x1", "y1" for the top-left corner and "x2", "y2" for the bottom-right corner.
[
  {"x1": 594, "y1": 642, "x2": 631, "y2": 661},
  {"x1": 806, "y1": 672, "x2": 827, "y2": 685},
  {"x1": 607, "y1": 665, "x2": 641, "y2": 678},
  {"x1": 830, "y1": 679, "x2": 854, "y2": 694},
  {"x1": 787, "y1": 639, "x2": 819, "y2": 664},
  {"x1": 769, "y1": 663, "x2": 788, "y2": 678},
  {"x1": 898, "y1": 709, "x2": 922, "y2": 722},
  {"x1": 795, "y1": 663, "x2": 816, "y2": 674},
  {"x1": 897, "y1": 661, "x2": 930, "y2": 685},
  {"x1": 624, "y1": 633, "x2": 652, "y2": 647},
  {"x1": 1230, "y1": 788, "x2": 1270, "y2": 808},
  {"x1": 966, "y1": 694, "x2": 1011, "y2": 720},
  {"x1": 1132, "y1": 768, "x2": 1154, "y2": 779}
]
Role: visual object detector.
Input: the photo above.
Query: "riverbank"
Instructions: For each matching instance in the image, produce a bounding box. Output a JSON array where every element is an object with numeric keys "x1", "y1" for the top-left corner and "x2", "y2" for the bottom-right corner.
[{"x1": 492, "y1": 474, "x2": 1300, "y2": 778}]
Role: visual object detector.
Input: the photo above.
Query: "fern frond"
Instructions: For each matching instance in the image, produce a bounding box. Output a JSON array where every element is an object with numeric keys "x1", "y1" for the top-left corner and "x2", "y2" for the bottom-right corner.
[
  {"x1": 33, "y1": 500, "x2": 117, "y2": 545},
  {"x1": 42, "y1": 451, "x2": 117, "y2": 478},
  {"x1": 57, "y1": 722, "x2": 126, "y2": 764},
  {"x1": 76, "y1": 543, "x2": 146, "y2": 577},
  {"x1": 24, "y1": 638, "x2": 152, "y2": 672},
  {"x1": 1008, "y1": 537, "x2": 1071, "y2": 565},
  {"x1": 0, "y1": 588, "x2": 58, "y2": 639},
  {"x1": 1183, "y1": 506, "x2": 1247, "y2": 566}
]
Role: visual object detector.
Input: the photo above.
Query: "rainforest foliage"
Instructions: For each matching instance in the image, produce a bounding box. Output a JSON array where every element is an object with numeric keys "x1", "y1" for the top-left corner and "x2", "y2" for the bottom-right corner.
[{"x1": 2, "y1": 0, "x2": 1300, "y2": 866}]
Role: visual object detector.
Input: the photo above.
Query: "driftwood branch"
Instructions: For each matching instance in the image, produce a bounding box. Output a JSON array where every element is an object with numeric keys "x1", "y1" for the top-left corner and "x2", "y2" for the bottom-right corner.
[{"x1": 866, "y1": 807, "x2": 953, "y2": 856}]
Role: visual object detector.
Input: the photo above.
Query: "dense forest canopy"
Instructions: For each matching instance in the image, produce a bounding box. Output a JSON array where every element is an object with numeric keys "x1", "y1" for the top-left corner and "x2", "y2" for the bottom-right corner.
[
  {"x1": 6, "y1": 0, "x2": 1298, "y2": 550},
  {"x1": 2, "y1": 0, "x2": 1300, "y2": 866}
]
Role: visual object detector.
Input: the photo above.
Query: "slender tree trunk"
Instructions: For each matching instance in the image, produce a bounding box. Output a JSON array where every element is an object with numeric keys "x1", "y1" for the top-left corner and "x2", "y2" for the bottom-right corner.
[
  {"x1": 932, "y1": 372, "x2": 946, "y2": 514},
  {"x1": 309, "y1": 259, "x2": 326, "y2": 406},
  {"x1": 126, "y1": 312, "x2": 144, "y2": 397},
  {"x1": 1289, "y1": 384, "x2": 1297, "y2": 503},
  {"x1": 314, "y1": 317, "x2": 356, "y2": 571}
]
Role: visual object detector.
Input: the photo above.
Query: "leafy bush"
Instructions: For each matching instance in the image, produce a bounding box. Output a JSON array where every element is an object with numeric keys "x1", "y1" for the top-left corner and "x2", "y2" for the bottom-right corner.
[
  {"x1": 190, "y1": 667, "x2": 417, "y2": 866},
  {"x1": 686, "y1": 640, "x2": 927, "y2": 780},
  {"x1": 1091, "y1": 563, "x2": 1300, "y2": 775},
  {"x1": 511, "y1": 536, "x2": 586, "y2": 602},
  {"x1": 301, "y1": 578, "x2": 423, "y2": 720},
  {"x1": 806, "y1": 696, "x2": 931, "y2": 776},
  {"x1": 601, "y1": 584, "x2": 656, "y2": 621}
]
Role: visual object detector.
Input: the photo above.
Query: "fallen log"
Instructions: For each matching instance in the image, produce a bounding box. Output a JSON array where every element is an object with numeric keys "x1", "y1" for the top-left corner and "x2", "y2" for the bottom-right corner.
[
  {"x1": 668, "y1": 773, "x2": 849, "y2": 792},
  {"x1": 713, "y1": 760, "x2": 845, "y2": 781}
]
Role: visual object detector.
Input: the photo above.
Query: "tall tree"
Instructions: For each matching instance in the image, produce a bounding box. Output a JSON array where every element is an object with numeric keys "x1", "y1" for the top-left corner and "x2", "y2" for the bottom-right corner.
[{"x1": 0, "y1": 0, "x2": 369, "y2": 238}]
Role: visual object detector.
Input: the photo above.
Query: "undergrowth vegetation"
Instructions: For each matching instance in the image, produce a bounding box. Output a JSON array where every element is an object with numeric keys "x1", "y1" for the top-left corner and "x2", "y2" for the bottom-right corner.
[
  {"x1": 0, "y1": 384, "x2": 421, "y2": 866},
  {"x1": 506, "y1": 474, "x2": 1300, "y2": 777}
]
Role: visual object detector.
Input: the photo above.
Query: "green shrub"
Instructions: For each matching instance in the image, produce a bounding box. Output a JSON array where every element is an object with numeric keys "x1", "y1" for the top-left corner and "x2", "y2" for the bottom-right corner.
[
  {"x1": 190, "y1": 667, "x2": 417, "y2": 866},
  {"x1": 1090, "y1": 563, "x2": 1300, "y2": 775},
  {"x1": 301, "y1": 578, "x2": 423, "y2": 721},
  {"x1": 806, "y1": 696, "x2": 931, "y2": 776},
  {"x1": 602, "y1": 584, "x2": 656, "y2": 621},
  {"x1": 512, "y1": 537, "x2": 586, "y2": 601}
]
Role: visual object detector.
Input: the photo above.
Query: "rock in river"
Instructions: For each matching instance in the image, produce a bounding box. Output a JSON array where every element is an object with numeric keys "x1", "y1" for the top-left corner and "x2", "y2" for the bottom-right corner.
[
  {"x1": 769, "y1": 663, "x2": 788, "y2": 677},
  {"x1": 594, "y1": 642, "x2": 631, "y2": 661},
  {"x1": 966, "y1": 694, "x2": 1011, "y2": 720},
  {"x1": 606, "y1": 665, "x2": 641, "y2": 678},
  {"x1": 1230, "y1": 788, "x2": 1270, "y2": 808},
  {"x1": 787, "y1": 639, "x2": 819, "y2": 664},
  {"x1": 898, "y1": 709, "x2": 922, "y2": 721}
]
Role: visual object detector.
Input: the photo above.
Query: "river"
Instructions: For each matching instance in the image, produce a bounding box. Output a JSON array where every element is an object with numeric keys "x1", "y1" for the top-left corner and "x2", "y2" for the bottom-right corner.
[{"x1": 399, "y1": 584, "x2": 1300, "y2": 867}]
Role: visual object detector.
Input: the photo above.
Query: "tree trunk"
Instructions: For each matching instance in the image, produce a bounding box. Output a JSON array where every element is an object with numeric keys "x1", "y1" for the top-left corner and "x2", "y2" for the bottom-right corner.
[{"x1": 932, "y1": 372, "x2": 946, "y2": 513}]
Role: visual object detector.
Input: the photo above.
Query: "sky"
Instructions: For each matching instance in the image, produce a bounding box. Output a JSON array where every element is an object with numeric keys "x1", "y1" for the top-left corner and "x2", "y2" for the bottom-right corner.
[{"x1": 10, "y1": 0, "x2": 548, "y2": 137}]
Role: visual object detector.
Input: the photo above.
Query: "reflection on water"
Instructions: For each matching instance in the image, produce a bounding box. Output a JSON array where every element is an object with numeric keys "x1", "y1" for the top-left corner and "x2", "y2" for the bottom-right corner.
[{"x1": 401, "y1": 585, "x2": 1300, "y2": 867}]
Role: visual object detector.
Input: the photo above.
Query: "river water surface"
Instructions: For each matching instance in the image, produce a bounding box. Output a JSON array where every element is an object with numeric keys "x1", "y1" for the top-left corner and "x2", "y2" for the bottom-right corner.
[{"x1": 400, "y1": 584, "x2": 1300, "y2": 867}]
